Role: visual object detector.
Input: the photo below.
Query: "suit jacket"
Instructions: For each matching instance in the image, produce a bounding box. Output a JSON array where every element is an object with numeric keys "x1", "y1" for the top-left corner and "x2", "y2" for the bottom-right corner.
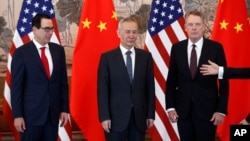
[
  {"x1": 247, "y1": 113, "x2": 250, "y2": 123},
  {"x1": 98, "y1": 47, "x2": 155, "y2": 132},
  {"x1": 224, "y1": 67, "x2": 250, "y2": 78},
  {"x1": 166, "y1": 38, "x2": 229, "y2": 120},
  {"x1": 11, "y1": 41, "x2": 69, "y2": 126}
]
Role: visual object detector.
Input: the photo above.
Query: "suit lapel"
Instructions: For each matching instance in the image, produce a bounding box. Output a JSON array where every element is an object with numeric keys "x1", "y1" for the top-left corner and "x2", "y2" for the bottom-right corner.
[
  {"x1": 113, "y1": 47, "x2": 131, "y2": 84},
  {"x1": 29, "y1": 42, "x2": 47, "y2": 76},
  {"x1": 132, "y1": 48, "x2": 141, "y2": 89},
  {"x1": 198, "y1": 39, "x2": 208, "y2": 68},
  {"x1": 180, "y1": 40, "x2": 192, "y2": 78}
]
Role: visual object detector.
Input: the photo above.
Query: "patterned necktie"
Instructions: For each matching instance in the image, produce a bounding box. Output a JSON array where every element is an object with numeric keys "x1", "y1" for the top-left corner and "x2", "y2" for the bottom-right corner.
[
  {"x1": 40, "y1": 47, "x2": 50, "y2": 78},
  {"x1": 190, "y1": 44, "x2": 197, "y2": 79},
  {"x1": 126, "y1": 51, "x2": 132, "y2": 82}
]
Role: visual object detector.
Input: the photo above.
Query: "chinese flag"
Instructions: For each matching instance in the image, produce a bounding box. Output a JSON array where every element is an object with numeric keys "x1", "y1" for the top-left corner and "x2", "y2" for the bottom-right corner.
[
  {"x1": 211, "y1": 0, "x2": 250, "y2": 141},
  {"x1": 70, "y1": 0, "x2": 119, "y2": 140}
]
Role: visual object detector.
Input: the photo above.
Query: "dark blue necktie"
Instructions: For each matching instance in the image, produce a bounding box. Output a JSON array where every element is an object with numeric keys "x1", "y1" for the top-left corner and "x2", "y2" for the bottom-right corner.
[{"x1": 126, "y1": 51, "x2": 132, "y2": 82}]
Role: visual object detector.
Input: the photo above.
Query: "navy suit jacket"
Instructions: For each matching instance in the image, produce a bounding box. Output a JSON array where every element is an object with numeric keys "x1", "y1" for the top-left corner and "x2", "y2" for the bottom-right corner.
[
  {"x1": 11, "y1": 41, "x2": 69, "y2": 126},
  {"x1": 166, "y1": 38, "x2": 229, "y2": 120},
  {"x1": 98, "y1": 47, "x2": 155, "y2": 132}
]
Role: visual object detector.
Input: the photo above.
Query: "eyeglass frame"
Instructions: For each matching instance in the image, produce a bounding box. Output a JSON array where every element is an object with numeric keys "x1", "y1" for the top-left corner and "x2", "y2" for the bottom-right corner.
[{"x1": 39, "y1": 26, "x2": 54, "y2": 32}]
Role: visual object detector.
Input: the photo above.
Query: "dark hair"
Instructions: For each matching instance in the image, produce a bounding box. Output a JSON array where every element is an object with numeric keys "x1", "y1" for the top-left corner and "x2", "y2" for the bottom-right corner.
[{"x1": 31, "y1": 14, "x2": 52, "y2": 28}]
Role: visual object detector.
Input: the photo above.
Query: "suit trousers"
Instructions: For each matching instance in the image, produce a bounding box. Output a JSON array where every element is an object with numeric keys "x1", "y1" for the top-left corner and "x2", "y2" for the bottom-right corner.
[
  {"x1": 20, "y1": 110, "x2": 58, "y2": 141},
  {"x1": 104, "y1": 108, "x2": 145, "y2": 141},
  {"x1": 177, "y1": 101, "x2": 216, "y2": 141}
]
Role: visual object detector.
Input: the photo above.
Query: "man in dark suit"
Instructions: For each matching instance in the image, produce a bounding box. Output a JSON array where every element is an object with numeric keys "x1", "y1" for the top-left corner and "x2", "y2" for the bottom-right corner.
[
  {"x1": 97, "y1": 16, "x2": 155, "y2": 141},
  {"x1": 200, "y1": 60, "x2": 250, "y2": 125},
  {"x1": 165, "y1": 10, "x2": 229, "y2": 141},
  {"x1": 11, "y1": 14, "x2": 69, "y2": 141}
]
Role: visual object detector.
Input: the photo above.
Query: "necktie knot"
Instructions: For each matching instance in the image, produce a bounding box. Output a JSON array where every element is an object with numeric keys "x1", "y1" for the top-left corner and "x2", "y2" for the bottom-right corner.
[
  {"x1": 126, "y1": 50, "x2": 132, "y2": 56},
  {"x1": 192, "y1": 44, "x2": 196, "y2": 49}
]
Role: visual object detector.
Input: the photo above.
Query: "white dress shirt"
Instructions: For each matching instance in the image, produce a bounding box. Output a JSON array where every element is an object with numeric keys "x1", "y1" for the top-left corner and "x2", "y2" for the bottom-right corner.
[
  {"x1": 120, "y1": 45, "x2": 135, "y2": 79},
  {"x1": 33, "y1": 39, "x2": 53, "y2": 75}
]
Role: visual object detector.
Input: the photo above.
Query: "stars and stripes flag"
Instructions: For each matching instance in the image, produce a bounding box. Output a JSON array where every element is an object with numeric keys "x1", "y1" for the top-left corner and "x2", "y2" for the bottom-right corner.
[
  {"x1": 3, "y1": 0, "x2": 72, "y2": 140},
  {"x1": 144, "y1": 0, "x2": 187, "y2": 140}
]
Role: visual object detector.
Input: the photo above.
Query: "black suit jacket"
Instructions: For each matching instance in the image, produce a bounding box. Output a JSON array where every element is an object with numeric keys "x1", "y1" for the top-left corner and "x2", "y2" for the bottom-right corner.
[
  {"x1": 98, "y1": 47, "x2": 155, "y2": 132},
  {"x1": 11, "y1": 41, "x2": 69, "y2": 126},
  {"x1": 166, "y1": 38, "x2": 229, "y2": 120},
  {"x1": 224, "y1": 67, "x2": 250, "y2": 78}
]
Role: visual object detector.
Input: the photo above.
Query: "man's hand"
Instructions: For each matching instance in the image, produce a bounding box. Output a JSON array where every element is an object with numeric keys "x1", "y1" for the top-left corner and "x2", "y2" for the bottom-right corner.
[
  {"x1": 102, "y1": 120, "x2": 111, "y2": 133},
  {"x1": 168, "y1": 110, "x2": 179, "y2": 123},
  {"x1": 240, "y1": 119, "x2": 250, "y2": 125},
  {"x1": 14, "y1": 117, "x2": 25, "y2": 132},
  {"x1": 147, "y1": 119, "x2": 154, "y2": 129},
  {"x1": 200, "y1": 60, "x2": 219, "y2": 75},
  {"x1": 210, "y1": 112, "x2": 224, "y2": 125},
  {"x1": 60, "y1": 112, "x2": 69, "y2": 127}
]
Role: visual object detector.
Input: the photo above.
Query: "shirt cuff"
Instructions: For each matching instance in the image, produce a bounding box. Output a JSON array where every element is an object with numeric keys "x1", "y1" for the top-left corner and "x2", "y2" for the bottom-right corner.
[
  {"x1": 166, "y1": 108, "x2": 175, "y2": 112},
  {"x1": 218, "y1": 67, "x2": 224, "y2": 79}
]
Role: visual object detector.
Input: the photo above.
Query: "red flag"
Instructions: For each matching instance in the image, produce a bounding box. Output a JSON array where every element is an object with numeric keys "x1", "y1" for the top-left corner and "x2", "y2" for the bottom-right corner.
[
  {"x1": 3, "y1": 0, "x2": 72, "y2": 140},
  {"x1": 70, "y1": 0, "x2": 119, "y2": 140},
  {"x1": 144, "y1": 0, "x2": 187, "y2": 140},
  {"x1": 211, "y1": 1, "x2": 250, "y2": 141}
]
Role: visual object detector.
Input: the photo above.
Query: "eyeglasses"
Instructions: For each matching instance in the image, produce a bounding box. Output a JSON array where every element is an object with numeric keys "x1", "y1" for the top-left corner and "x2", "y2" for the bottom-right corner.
[{"x1": 40, "y1": 27, "x2": 54, "y2": 32}]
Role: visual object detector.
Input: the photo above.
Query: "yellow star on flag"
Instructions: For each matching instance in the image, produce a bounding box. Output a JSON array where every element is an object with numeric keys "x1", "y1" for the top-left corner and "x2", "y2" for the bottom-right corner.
[
  {"x1": 97, "y1": 21, "x2": 107, "y2": 32},
  {"x1": 112, "y1": 11, "x2": 117, "y2": 21},
  {"x1": 82, "y1": 18, "x2": 92, "y2": 29},
  {"x1": 234, "y1": 22, "x2": 243, "y2": 33},
  {"x1": 219, "y1": 19, "x2": 229, "y2": 30}
]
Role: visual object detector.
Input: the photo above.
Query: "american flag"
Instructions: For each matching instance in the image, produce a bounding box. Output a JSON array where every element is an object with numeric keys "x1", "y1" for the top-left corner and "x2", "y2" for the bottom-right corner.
[
  {"x1": 3, "y1": 0, "x2": 72, "y2": 140},
  {"x1": 144, "y1": 0, "x2": 187, "y2": 140}
]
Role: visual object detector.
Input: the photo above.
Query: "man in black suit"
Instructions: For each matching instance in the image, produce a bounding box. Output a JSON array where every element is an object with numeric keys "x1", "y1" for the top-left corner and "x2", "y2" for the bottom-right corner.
[
  {"x1": 97, "y1": 16, "x2": 155, "y2": 141},
  {"x1": 11, "y1": 14, "x2": 69, "y2": 141},
  {"x1": 165, "y1": 10, "x2": 229, "y2": 141},
  {"x1": 200, "y1": 60, "x2": 250, "y2": 125}
]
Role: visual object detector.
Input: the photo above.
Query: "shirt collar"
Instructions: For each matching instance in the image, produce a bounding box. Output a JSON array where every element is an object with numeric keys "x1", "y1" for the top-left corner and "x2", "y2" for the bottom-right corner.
[
  {"x1": 119, "y1": 44, "x2": 135, "y2": 55},
  {"x1": 188, "y1": 37, "x2": 204, "y2": 48},
  {"x1": 33, "y1": 39, "x2": 49, "y2": 50}
]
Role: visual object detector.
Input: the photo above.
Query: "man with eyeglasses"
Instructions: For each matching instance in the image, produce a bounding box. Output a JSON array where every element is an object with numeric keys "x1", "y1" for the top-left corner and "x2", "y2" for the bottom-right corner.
[
  {"x1": 10, "y1": 13, "x2": 69, "y2": 141},
  {"x1": 165, "y1": 10, "x2": 229, "y2": 141}
]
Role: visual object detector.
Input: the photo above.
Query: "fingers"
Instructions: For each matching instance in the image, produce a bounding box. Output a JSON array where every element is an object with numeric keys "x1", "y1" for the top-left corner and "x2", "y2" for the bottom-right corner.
[
  {"x1": 168, "y1": 111, "x2": 179, "y2": 123},
  {"x1": 147, "y1": 119, "x2": 154, "y2": 129},
  {"x1": 213, "y1": 118, "x2": 223, "y2": 125},
  {"x1": 15, "y1": 124, "x2": 25, "y2": 132},
  {"x1": 60, "y1": 117, "x2": 68, "y2": 127},
  {"x1": 60, "y1": 113, "x2": 68, "y2": 127},
  {"x1": 102, "y1": 120, "x2": 111, "y2": 133},
  {"x1": 14, "y1": 118, "x2": 26, "y2": 132},
  {"x1": 208, "y1": 60, "x2": 215, "y2": 65},
  {"x1": 171, "y1": 115, "x2": 178, "y2": 122},
  {"x1": 200, "y1": 65, "x2": 210, "y2": 75},
  {"x1": 210, "y1": 113, "x2": 224, "y2": 125}
]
